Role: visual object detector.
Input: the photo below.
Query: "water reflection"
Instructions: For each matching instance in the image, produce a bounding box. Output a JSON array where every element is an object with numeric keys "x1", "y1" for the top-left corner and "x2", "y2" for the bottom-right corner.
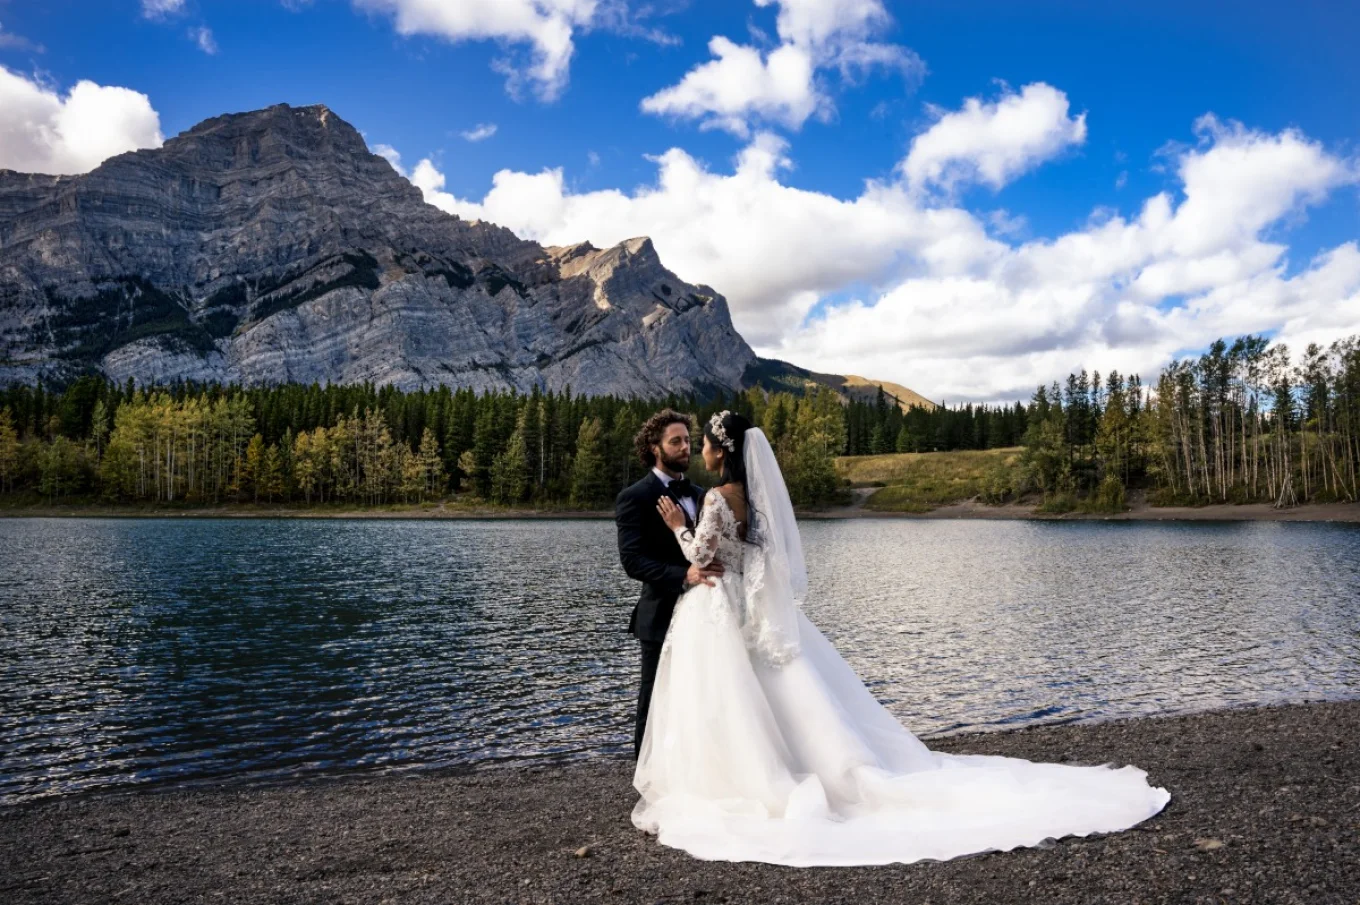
[{"x1": 2, "y1": 516, "x2": 1358, "y2": 803}]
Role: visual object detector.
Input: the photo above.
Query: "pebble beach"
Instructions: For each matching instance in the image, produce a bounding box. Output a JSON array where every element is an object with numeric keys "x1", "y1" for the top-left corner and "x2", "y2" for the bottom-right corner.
[{"x1": 4, "y1": 699, "x2": 1358, "y2": 904}]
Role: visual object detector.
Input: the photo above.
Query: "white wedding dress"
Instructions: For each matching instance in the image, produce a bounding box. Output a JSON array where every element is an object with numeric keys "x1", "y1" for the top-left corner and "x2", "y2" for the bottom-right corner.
[{"x1": 632, "y1": 429, "x2": 1170, "y2": 867}]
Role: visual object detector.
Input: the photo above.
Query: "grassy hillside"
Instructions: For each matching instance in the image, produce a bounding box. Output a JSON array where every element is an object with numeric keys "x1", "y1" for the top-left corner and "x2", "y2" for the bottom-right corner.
[
  {"x1": 837, "y1": 375, "x2": 937, "y2": 411},
  {"x1": 836, "y1": 448, "x2": 1024, "y2": 512},
  {"x1": 745, "y1": 358, "x2": 936, "y2": 411}
]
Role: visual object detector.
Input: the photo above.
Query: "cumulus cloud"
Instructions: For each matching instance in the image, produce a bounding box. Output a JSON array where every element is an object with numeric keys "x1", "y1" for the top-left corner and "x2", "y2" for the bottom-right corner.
[
  {"x1": 773, "y1": 118, "x2": 1360, "y2": 400},
  {"x1": 642, "y1": 0, "x2": 921, "y2": 135},
  {"x1": 757, "y1": 0, "x2": 885, "y2": 44},
  {"x1": 394, "y1": 86, "x2": 1359, "y2": 401},
  {"x1": 0, "y1": 66, "x2": 163, "y2": 175},
  {"x1": 461, "y1": 122, "x2": 498, "y2": 142},
  {"x1": 641, "y1": 38, "x2": 822, "y2": 137},
  {"x1": 405, "y1": 130, "x2": 989, "y2": 345},
  {"x1": 189, "y1": 25, "x2": 218, "y2": 54},
  {"x1": 353, "y1": 0, "x2": 601, "y2": 101},
  {"x1": 901, "y1": 83, "x2": 1087, "y2": 194}
]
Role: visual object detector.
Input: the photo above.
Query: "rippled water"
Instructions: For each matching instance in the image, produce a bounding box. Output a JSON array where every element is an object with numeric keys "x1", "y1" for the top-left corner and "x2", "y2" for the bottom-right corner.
[{"x1": 2, "y1": 517, "x2": 1358, "y2": 804}]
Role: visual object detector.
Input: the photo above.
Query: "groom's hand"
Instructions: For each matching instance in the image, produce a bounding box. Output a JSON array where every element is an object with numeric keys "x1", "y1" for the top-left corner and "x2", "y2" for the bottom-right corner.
[{"x1": 685, "y1": 563, "x2": 724, "y2": 588}]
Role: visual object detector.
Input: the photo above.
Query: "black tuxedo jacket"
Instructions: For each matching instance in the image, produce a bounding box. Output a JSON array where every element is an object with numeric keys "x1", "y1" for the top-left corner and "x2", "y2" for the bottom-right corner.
[{"x1": 615, "y1": 471, "x2": 706, "y2": 643}]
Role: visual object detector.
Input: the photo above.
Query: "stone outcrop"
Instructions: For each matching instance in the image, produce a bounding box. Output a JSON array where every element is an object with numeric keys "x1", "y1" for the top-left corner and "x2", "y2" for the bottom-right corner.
[{"x1": 0, "y1": 103, "x2": 755, "y2": 397}]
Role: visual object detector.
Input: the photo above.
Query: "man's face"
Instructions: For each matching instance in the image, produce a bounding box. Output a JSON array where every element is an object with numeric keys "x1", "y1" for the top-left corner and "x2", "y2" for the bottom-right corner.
[{"x1": 654, "y1": 423, "x2": 691, "y2": 473}]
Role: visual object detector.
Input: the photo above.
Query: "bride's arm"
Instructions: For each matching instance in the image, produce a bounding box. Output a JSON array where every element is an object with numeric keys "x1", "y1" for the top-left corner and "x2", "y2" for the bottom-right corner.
[{"x1": 660, "y1": 492, "x2": 723, "y2": 567}]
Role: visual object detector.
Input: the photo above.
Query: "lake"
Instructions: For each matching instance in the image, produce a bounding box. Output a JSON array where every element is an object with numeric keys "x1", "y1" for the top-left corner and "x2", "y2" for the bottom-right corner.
[{"x1": 2, "y1": 517, "x2": 1358, "y2": 805}]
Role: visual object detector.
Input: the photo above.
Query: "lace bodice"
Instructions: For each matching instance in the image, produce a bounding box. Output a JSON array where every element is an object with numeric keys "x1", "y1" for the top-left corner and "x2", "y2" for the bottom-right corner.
[
  {"x1": 670, "y1": 483, "x2": 800, "y2": 669},
  {"x1": 673, "y1": 489, "x2": 746, "y2": 573}
]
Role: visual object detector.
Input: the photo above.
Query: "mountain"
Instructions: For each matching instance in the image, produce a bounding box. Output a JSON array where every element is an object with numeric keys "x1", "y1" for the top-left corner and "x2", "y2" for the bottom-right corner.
[
  {"x1": 0, "y1": 103, "x2": 753, "y2": 397},
  {"x1": 744, "y1": 359, "x2": 937, "y2": 411},
  {"x1": 0, "y1": 102, "x2": 930, "y2": 409}
]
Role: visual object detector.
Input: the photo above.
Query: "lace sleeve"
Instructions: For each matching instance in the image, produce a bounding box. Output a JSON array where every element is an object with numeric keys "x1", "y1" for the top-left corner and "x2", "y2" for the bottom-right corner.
[{"x1": 673, "y1": 490, "x2": 728, "y2": 567}]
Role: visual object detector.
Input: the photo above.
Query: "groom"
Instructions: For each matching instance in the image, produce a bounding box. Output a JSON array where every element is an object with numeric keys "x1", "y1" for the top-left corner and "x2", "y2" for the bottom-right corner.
[{"x1": 615, "y1": 409, "x2": 723, "y2": 758}]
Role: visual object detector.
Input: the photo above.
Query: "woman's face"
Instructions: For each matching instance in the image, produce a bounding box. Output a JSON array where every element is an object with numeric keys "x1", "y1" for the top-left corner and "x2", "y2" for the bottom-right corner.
[{"x1": 701, "y1": 433, "x2": 723, "y2": 473}]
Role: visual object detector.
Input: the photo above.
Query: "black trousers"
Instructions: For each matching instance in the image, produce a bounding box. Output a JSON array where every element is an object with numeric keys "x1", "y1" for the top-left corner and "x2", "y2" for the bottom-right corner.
[{"x1": 634, "y1": 639, "x2": 664, "y2": 758}]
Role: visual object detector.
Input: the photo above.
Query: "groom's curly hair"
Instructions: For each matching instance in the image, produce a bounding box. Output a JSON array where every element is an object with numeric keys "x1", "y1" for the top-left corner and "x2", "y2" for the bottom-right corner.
[{"x1": 635, "y1": 409, "x2": 694, "y2": 467}]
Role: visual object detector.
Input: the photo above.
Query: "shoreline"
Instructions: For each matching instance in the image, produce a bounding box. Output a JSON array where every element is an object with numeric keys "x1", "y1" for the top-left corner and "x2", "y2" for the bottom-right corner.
[
  {"x1": 2, "y1": 499, "x2": 1358, "y2": 523},
  {"x1": 3, "y1": 699, "x2": 1357, "y2": 903},
  {"x1": 820, "y1": 499, "x2": 1360, "y2": 523}
]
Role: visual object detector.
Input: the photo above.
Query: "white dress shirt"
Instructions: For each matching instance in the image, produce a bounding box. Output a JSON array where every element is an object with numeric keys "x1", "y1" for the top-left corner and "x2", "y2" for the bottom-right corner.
[{"x1": 653, "y1": 467, "x2": 698, "y2": 524}]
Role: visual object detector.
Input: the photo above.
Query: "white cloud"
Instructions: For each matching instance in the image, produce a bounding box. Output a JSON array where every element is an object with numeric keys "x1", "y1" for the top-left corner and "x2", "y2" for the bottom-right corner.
[
  {"x1": 757, "y1": 0, "x2": 889, "y2": 47},
  {"x1": 642, "y1": 0, "x2": 920, "y2": 135},
  {"x1": 0, "y1": 66, "x2": 163, "y2": 175},
  {"x1": 398, "y1": 99, "x2": 1359, "y2": 401},
  {"x1": 461, "y1": 122, "x2": 498, "y2": 142},
  {"x1": 141, "y1": 0, "x2": 186, "y2": 18},
  {"x1": 640, "y1": 38, "x2": 822, "y2": 137},
  {"x1": 410, "y1": 156, "x2": 466, "y2": 213},
  {"x1": 353, "y1": 0, "x2": 600, "y2": 101},
  {"x1": 189, "y1": 25, "x2": 218, "y2": 54},
  {"x1": 901, "y1": 83, "x2": 1087, "y2": 194},
  {"x1": 406, "y1": 131, "x2": 985, "y2": 345}
]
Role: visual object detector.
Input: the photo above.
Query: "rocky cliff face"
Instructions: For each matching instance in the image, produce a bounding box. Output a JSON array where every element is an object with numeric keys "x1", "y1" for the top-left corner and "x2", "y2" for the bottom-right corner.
[{"x1": 0, "y1": 104, "x2": 755, "y2": 397}]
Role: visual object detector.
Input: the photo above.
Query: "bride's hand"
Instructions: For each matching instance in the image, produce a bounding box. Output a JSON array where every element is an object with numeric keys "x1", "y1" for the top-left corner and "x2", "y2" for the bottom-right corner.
[{"x1": 656, "y1": 496, "x2": 687, "y2": 530}]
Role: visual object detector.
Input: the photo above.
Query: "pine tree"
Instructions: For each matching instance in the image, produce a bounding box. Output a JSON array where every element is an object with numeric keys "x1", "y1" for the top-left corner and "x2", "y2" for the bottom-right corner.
[
  {"x1": 782, "y1": 389, "x2": 843, "y2": 506},
  {"x1": 456, "y1": 450, "x2": 478, "y2": 494},
  {"x1": 490, "y1": 428, "x2": 530, "y2": 505},
  {"x1": 471, "y1": 407, "x2": 497, "y2": 498},
  {"x1": 90, "y1": 399, "x2": 110, "y2": 459},
  {"x1": 569, "y1": 417, "x2": 609, "y2": 508},
  {"x1": 521, "y1": 391, "x2": 543, "y2": 495},
  {"x1": 38, "y1": 435, "x2": 81, "y2": 502},
  {"x1": 0, "y1": 407, "x2": 18, "y2": 494},
  {"x1": 278, "y1": 427, "x2": 296, "y2": 501},
  {"x1": 243, "y1": 433, "x2": 266, "y2": 502},
  {"x1": 293, "y1": 430, "x2": 318, "y2": 503},
  {"x1": 397, "y1": 442, "x2": 425, "y2": 502},
  {"x1": 260, "y1": 444, "x2": 285, "y2": 502},
  {"x1": 869, "y1": 423, "x2": 889, "y2": 455},
  {"x1": 416, "y1": 427, "x2": 446, "y2": 499}
]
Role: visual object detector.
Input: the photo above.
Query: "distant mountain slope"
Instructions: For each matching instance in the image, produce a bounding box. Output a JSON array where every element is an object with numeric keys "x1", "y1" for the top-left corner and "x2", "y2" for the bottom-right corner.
[{"x1": 744, "y1": 359, "x2": 937, "y2": 410}]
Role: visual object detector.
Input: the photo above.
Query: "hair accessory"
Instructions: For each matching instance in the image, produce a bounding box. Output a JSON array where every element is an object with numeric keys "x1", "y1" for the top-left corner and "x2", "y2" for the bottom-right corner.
[{"x1": 708, "y1": 410, "x2": 736, "y2": 452}]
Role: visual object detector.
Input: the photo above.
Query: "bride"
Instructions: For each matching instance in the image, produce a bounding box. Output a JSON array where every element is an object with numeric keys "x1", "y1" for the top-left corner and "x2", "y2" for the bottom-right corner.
[{"x1": 634, "y1": 410, "x2": 1170, "y2": 867}]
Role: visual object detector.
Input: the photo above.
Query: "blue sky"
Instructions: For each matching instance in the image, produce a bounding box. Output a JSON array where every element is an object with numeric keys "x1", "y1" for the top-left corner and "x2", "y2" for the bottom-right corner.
[{"x1": 2, "y1": 0, "x2": 1358, "y2": 401}]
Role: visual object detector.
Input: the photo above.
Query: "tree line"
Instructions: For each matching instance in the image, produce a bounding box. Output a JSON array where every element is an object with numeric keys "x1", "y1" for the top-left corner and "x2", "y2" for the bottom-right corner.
[
  {"x1": 6, "y1": 331, "x2": 1352, "y2": 511},
  {"x1": 1019, "y1": 334, "x2": 1360, "y2": 508},
  {"x1": 844, "y1": 394, "x2": 1028, "y2": 455},
  {"x1": 0, "y1": 377, "x2": 851, "y2": 508}
]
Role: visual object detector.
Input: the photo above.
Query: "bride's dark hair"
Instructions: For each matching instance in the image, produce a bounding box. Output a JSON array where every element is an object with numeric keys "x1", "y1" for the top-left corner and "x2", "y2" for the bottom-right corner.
[
  {"x1": 704, "y1": 411, "x2": 761, "y2": 542},
  {"x1": 704, "y1": 411, "x2": 752, "y2": 488}
]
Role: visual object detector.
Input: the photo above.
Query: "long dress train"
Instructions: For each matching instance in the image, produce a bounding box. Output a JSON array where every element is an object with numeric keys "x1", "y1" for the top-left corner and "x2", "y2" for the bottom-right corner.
[{"x1": 632, "y1": 487, "x2": 1170, "y2": 867}]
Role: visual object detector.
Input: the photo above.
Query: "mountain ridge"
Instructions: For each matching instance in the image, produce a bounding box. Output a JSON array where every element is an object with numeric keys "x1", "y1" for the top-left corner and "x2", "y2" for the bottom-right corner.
[{"x1": 0, "y1": 102, "x2": 928, "y2": 409}]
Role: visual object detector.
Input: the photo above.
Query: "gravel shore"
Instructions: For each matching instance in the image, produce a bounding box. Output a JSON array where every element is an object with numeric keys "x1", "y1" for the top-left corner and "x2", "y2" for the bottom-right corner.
[{"x1": 3, "y1": 700, "x2": 1358, "y2": 904}]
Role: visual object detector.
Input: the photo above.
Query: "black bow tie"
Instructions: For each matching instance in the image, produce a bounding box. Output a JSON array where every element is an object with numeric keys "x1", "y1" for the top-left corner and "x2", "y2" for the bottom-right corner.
[{"x1": 668, "y1": 477, "x2": 694, "y2": 497}]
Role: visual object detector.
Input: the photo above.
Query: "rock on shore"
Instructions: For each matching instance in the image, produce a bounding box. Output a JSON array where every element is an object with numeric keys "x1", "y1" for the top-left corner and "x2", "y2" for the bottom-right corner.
[{"x1": 2, "y1": 700, "x2": 1358, "y2": 904}]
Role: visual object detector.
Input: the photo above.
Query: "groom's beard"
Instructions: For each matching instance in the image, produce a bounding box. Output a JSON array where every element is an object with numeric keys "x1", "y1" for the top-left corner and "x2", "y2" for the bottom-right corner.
[{"x1": 659, "y1": 450, "x2": 690, "y2": 473}]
